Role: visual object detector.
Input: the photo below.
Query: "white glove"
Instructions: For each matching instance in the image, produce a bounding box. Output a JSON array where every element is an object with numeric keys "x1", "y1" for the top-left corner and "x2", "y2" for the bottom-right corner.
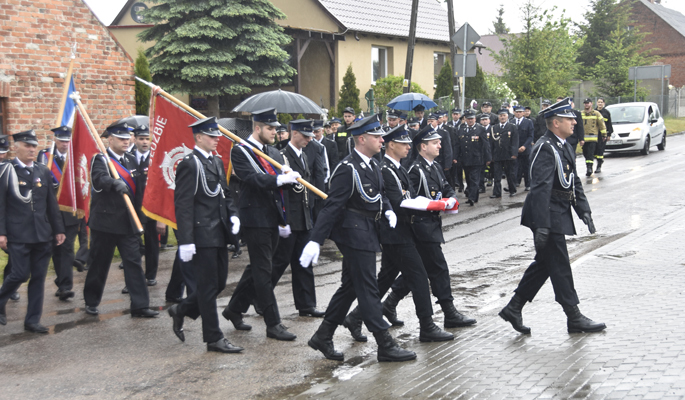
[
  {"x1": 385, "y1": 210, "x2": 397, "y2": 228},
  {"x1": 446, "y1": 197, "x2": 457, "y2": 209},
  {"x1": 179, "y1": 244, "x2": 196, "y2": 262},
  {"x1": 300, "y1": 241, "x2": 320, "y2": 268},
  {"x1": 278, "y1": 224, "x2": 291, "y2": 238},
  {"x1": 280, "y1": 166, "x2": 292, "y2": 174},
  {"x1": 230, "y1": 216, "x2": 240, "y2": 235},
  {"x1": 276, "y1": 171, "x2": 302, "y2": 186}
]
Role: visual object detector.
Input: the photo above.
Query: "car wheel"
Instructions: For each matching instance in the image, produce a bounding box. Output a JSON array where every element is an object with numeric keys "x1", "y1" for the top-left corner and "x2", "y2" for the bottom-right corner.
[
  {"x1": 657, "y1": 132, "x2": 666, "y2": 151},
  {"x1": 640, "y1": 135, "x2": 650, "y2": 156}
]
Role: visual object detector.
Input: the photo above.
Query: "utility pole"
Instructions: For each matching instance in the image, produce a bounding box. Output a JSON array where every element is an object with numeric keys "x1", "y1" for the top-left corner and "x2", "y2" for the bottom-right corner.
[
  {"x1": 446, "y1": 0, "x2": 458, "y2": 106},
  {"x1": 403, "y1": 0, "x2": 419, "y2": 94}
]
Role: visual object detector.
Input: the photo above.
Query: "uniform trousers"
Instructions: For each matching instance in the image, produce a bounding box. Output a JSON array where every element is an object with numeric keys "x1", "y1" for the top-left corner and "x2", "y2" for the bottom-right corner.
[
  {"x1": 377, "y1": 242, "x2": 433, "y2": 318},
  {"x1": 492, "y1": 160, "x2": 517, "y2": 197},
  {"x1": 594, "y1": 139, "x2": 606, "y2": 160},
  {"x1": 227, "y1": 227, "x2": 281, "y2": 327},
  {"x1": 582, "y1": 141, "x2": 598, "y2": 164},
  {"x1": 53, "y1": 223, "x2": 79, "y2": 291},
  {"x1": 165, "y1": 250, "x2": 197, "y2": 300},
  {"x1": 269, "y1": 229, "x2": 316, "y2": 310},
  {"x1": 177, "y1": 247, "x2": 228, "y2": 343},
  {"x1": 514, "y1": 231, "x2": 579, "y2": 306},
  {"x1": 463, "y1": 165, "x2": 482, "y2": 202},
  {"x1": 450, "y1": 162, "x2": 464, "y2": 190},
  {"x1": 0, "y1": 242, "x2": 52, "y2": 324},
  {"x1": 323, "y1": 243, "x2": 390, "y2": 333},
  {"x1": 74, "y1": 218, "x2": 89, "y2": 267},
  {"x1": 142, "y1": 219, "x2": 159, "y2": 281},
  {"x1": 391, "y1": 242, "x2": 454, "y2": 303},
  {"x1": 83, "y1": 229, "x2": 149, "y2": 310},
  {"x1": 516, "y1": 154, "x2": 531, "y2": 188}
]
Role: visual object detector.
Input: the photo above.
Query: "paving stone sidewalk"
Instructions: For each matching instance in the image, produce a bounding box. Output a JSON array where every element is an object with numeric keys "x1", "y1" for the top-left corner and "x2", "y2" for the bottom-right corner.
[{"x1": 293, "y1": 208, "x2": 685, "y2": 399}]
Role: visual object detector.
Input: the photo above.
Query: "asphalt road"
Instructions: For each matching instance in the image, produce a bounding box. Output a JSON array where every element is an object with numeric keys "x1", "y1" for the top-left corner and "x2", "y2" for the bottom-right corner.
[{"x1": 0, "y1": 134, "x2": 682, "y2": 399}]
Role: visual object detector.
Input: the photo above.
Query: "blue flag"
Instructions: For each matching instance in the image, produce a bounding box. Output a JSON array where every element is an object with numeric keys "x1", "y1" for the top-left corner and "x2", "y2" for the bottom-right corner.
[{"x1": 62, "y1": 76, "x2": 76, "y2": 127}]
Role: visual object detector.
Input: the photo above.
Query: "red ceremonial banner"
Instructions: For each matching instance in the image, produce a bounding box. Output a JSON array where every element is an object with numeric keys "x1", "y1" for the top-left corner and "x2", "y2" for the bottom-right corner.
[
  {"x1": 142, "y1": 95, "x2": 233, "y2": 229},
  {"x1": 57, "y1": 110, "x2": 100, "y2": 221}
]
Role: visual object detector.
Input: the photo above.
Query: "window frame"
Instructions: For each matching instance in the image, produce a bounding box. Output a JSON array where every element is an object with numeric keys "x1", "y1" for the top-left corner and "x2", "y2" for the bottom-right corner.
[{"x1": 372, "y1": 46, "x2": 388, "y2": 84}]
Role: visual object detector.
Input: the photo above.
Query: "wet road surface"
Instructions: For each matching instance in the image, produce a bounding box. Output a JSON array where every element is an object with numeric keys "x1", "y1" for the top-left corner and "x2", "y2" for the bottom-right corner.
[{"x1": 1, "y1": 135, "x2": 683, "y2": 399}]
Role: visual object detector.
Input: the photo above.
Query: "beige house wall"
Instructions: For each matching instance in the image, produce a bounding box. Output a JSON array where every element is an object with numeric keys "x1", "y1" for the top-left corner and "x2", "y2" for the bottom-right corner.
[
  {"x1": 299, "y1": 41, "x2": 333, "y2": 111},
  {"x1": 271, "y1": 0, "x2": 341, "y2": 33},
  {"x1": 335, "y1": 34, "x2": 452, "y2": 112}
]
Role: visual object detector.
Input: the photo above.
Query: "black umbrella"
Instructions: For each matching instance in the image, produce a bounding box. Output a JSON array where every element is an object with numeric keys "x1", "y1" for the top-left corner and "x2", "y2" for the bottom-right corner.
[
  {"x1": 232, "y1": 89, "x2": 324, "y2": 115},
  {"x1": 117, "y1": 115, "x2": 150, "y2": 129}
]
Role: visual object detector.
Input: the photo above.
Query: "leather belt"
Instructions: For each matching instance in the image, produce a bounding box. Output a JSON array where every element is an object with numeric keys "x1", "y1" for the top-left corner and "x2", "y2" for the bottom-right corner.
[
  {"x1": 346, "y1": 207, "x2": 382, "y2": 221},
  {"x1": 552, "y1": 189, "x2": 574, "y2": 201}
]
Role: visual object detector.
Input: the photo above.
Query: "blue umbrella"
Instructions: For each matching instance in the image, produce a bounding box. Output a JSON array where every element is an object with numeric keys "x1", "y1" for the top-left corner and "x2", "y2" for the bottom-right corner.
[{"x1": 386, "y1": 93, "x2": 438, "y2": 111}]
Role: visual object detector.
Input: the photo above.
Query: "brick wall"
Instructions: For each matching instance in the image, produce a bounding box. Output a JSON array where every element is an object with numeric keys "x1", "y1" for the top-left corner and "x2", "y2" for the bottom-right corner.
[
  {"x1": 630, "y1": 1, "x2": 685, "y2": 87},
  {"x1": 0, "y1": 0, "x2": 135, "y2": 148}
]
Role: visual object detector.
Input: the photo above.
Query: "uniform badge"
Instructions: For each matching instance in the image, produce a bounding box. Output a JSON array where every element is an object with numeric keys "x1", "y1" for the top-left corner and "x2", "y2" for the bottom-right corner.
[
  {"x1": 360, "y1": 162, "x2": 367, "y2": 169},
  {"x1": 556, "y1": 142, "x2": 562, "y2": 148},
  {"x1": 508, "y1": 132, "x2": 511, "y2": 137},
  {"x1": 19, "y1": 181, "x2": 26, "y2": 186},
  {"x1": 431, "y1": 190, "x2": 436, "y2": 197}
]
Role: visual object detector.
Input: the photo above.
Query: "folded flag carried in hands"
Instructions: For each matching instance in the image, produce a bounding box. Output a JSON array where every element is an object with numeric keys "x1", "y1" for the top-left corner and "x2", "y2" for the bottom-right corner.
[{"x1": 400, "y1": 196, "x2": 459, "y2": 214}]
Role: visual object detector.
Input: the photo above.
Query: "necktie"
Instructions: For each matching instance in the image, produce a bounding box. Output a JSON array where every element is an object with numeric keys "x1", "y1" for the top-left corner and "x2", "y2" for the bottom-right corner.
[
  {"x1": 207, "y1": 155, "x2": 213, "y2": 164},
  {"x1": 517, "y1": 119, "x2": 521, "y2": 126}
]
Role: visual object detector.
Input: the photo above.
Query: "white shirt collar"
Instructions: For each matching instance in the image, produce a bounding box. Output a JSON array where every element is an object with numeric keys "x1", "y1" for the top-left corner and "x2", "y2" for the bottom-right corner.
[
  {"x1": 107, "y1": 148, "x2": 124, "y2": 162},
  {"x1": 421, "y1": 156, "x2": 434, "y2": 166},
  {"x1": 247, "y1": 136, "x2": 264, "y2": 151},
  {"x1": 384, "y1": 154, "x2": 401, "y2": 169},
  {"x1": 354, "y1": 148, "x2": 373, "y2": 168},
  {"x1": 136, "y1": 149, "x2": 150, "y2": 160},
  {"x1": 315, "y1": 136, "x2": 324, "y2": 143},
  {"x1": 55, "y1": 149, "x2": 67, "y2": 158},
  {"x1": 553, "y1": 134, "x2": 566, "y2": 145},
  {"x1": 288, "y1": 141, "x2": 302, "y2": 158},
  {"x1": 15, "y1": 158, "x2": 33, "y2": 168},
  {"x1": 194, "y1": 146, "x2": 212, "y2": 159}
]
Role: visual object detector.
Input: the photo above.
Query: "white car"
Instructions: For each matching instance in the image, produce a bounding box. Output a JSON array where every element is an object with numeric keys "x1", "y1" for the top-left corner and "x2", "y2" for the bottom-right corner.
[{"x1": 605, "y1": 102, "x2": 667, "y2": 155}]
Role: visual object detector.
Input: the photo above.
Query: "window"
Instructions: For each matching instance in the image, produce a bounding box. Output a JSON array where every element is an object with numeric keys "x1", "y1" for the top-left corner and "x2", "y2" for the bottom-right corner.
[
  {"x1": 372, "y1": 46, "x2": 387, "y2": 83},
  {"x1": 434, "y1": 52, "x2": 448, "y2": 85}
]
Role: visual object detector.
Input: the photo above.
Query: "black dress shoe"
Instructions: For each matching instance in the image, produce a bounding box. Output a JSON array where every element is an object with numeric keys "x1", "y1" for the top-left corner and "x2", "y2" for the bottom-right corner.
[
  {"x1": 9, "y1": 292, "x2": 19, "y2": 301},
  {"x1": 478, "y1": 188, "x2": 486, "y2": 193},
  {"x1": 207, "y1": 338, "x2": 243, "y2": 353},
  {"x1": 222, "y1": 308, "x2": 252, "y2": 331},
  {"x1": 168, "y1": 304, "x2": 185, "y2": 342},
  {"x1": 165, "y1": 296, "x2": 183, "y2": 304},
  {"x1": 503, "y1": 187, "x2": 509, "y2": 192},
  {"x1": 0, "y1": 313, "x2": 6, "y2": 325},
  {"x1": 266, "y1": 323, "x2": 297, "y2": 341},
  {"x1": 489, "y1": 195, "x2": 501, "y2": 199},
  {"x1": 118, "y1": 262, "x2": 124, "y2": 270},
  {"x1": 467, "y1": 200, "x2": 474, "y2": 206},
  {"x1": 146, "y1": 279, "x2": 157, "y2": 286},
  {"x1": 131, "y1": 308, "x2": 159, "y2": 318},
  {"x1": 524, "y1": 187, "x2": 530, "y2": 191},
  {"x1": 58, "y1": 290, "x2": 75, "y2": 301},
  {"x1": 232, "y1": 249, "x2": 242, "y2": 259},
  {"x1": 85, "y1": 306, "x2": 99, "y2": 316},
  {"x1": 24, "y1": 323, "x2": 49, "y2": 334},
  {"x1": 299, "y1": 307, "x2": 325, "y2": 318},
  {"x1": 509, "y1": 192, "x2": 517, "y2": 197},
  {"x1": 73, "y1": 260, "x2": 85, "y2": 272},
  {"x1": 55, "y1": 289, "x2": 61, "y2": 297},
  {"x1": 121, "y1": 286, "x2": 129, "y2": 294}
]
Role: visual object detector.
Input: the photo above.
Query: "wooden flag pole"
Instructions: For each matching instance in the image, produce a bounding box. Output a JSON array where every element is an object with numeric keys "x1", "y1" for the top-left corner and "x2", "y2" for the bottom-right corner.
[
  {"x1": 71, "y1": 93, "x2": 144, "y2": 234},
  {"x1": 135, "y1": 76, "x2": 328, "y2": 200}
]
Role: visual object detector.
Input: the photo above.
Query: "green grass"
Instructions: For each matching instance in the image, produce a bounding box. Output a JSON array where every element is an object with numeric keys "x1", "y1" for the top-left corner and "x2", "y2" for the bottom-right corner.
[
  {"x1": 663, "y1": 117, "x2": 685, "y2": 135},
  {"x1": 1, "y1": 227, "x2": 178, "y2": 281}
]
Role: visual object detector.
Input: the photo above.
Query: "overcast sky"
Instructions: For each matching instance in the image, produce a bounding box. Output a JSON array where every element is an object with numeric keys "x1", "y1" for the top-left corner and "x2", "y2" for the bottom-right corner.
[{"x1": 84, "y1": 0, "x2": 685, "y2": 35}]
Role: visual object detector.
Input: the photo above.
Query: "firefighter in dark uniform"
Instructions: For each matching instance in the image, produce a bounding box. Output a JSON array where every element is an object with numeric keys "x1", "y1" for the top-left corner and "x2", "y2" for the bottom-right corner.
[
  {"x1": 414, "y1": 104, "x2": 427, "y2": 129},
  {"x1": 479, "y1": 101, "x2": 498, "y2": 125},
  {"x1": 430, "y1": 113, "x2": 453, "y2": 178},
  {"x1": 167, "y1": 117, "x2": 243, "y2": 353},
  {"x1": 383, "y1": 109, "x2": 401, "y2": 132},
  {"x1": 301, "y1": 115, "x2": 416, "y2": 363},
  {"x1": 456, "y1": 110, "x2": 492, "y2": 206},
  {"x1": 534, "y1": 99, "x2": 552, "y2": 142},
  {"x1": 0, "y1": 135, "x2": 19, "y2": 302},
  {"x1": 512, "y1": 105, "x2": 535, "y2": 191},
  {"x1": 0, "y1": 130, "x2": 65, "y2": 332},
  {"x1": 334, "y1": 107, "x2": 356, "y2": 160},
  {"x1": 269, "y1": 120, "x2": 325, "y2": 317},
  {"x1": 447, "y1": 108, "x2": 463, "y2": 191},
  {"x1": 499, "y1": 98, "x2": 605, "y2": 335},
  {"x1": 223, "y1": 108, "x2": 299, "y2": 341},
  {"x1": 83, "y1": 121, "x2": 157, "y2": 318},
  {"x1": 341, "y1": 125, "x2": 454, "y2": 343},
  {"x1": 489, "y1": 109, "x2": 519, "y2": 198},
  {"x1": 380, "y1": 126, "x2": 476, "y2": 330},
  {"x1": 37, "y1": 126, "x2": 81, "y2": 301},
  {"x1": 401, "y1": 117, "x2": 421, "y2": 168},
  {"x1": 479, "y1": 114, "x2": 493, "y2": 191},
  {"x1": 594, "y1": 97, "x2": 613, "y2": 173}
]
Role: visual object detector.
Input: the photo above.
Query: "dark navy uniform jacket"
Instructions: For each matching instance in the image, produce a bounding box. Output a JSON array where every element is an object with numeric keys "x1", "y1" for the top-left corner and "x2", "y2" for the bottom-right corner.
[
  {"x1": 407, "y1": 156, "x2": 455, "y2": 244},
  {"x1": 455, "y1": 124, "x2": 492, "y2": 167},
  {"x1": 38, "y1": 148, "x2": 80, "y2": 227},
  {"x1": 309, "y1": 150, "x2": 391, "y2": 252},
  {"x1": 521, "y1": 131, "x2": 591, "y2": 235},
  {"x1": 490, "y1": 122, "x2": 519, "y2": 161},
  {"x1": 89, "y1": 149, "x2": 140, "y2": 235},
  {"x1": 512, "y1": 117, "x2": 535, "y2": 156},
  {"x1": 0, "y1": 160, "x2": 64, "y2": 243},
  {"x1": 279, "y1": 144, "x2": 313, "y2": 232},
  {"x1": 231, "y1": 140, "x2": 288, "y2": 228},
  {"x1": 174, "y1": 148, "x2": 236, "y2": 248},
  {"x1": 379, "y1": 156, "x2": 415, "y2": 245}
]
